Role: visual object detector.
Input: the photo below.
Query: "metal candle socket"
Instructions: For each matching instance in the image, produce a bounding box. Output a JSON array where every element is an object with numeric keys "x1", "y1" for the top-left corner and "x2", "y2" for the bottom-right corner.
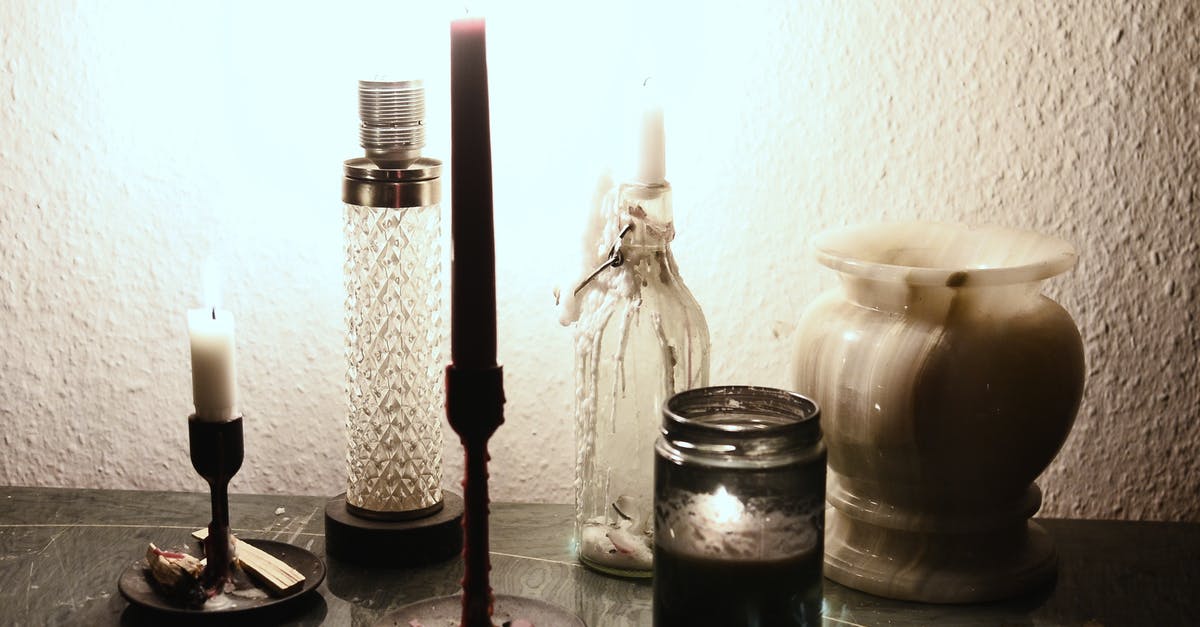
[{"x1": 188, "y1": 415, "x2": 243, "y2": 587}]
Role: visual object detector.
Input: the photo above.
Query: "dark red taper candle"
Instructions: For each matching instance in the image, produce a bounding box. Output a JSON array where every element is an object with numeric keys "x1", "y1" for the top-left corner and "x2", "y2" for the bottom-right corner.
[{"x1": 449, "y1": 17, "x2": 498, "y2": 370}]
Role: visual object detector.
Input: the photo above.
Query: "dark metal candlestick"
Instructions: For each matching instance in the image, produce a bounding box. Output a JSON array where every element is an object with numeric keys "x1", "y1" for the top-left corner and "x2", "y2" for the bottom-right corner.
[
  {"x1": 375, "y1": 16, "x2": 581, "y2": 627},
  {"x1": 445, "y1": 366, "x2": 504, "y2": 625},
  {"x1": 377, "y1": 370, "x2": 585, "y2": 627},
  {"x1": 118, "y1": 413, "x2": 329, "y2": 613},
  {"x1": 446, "y1": 18, "x2": 502, "y2": 625},
  {"x1": 188, "y1": 415, "x2": 244, "y2": 588}
]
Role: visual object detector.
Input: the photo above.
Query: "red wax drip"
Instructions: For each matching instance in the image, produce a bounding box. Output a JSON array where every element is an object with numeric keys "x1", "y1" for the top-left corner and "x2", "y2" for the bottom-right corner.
[
  {"x1": 446, "y1": 366, "x2": 505, "y2": 627},
  {"x1": 459, "y1": 439, "x2": 494, "y2": 626},
  {"x1": 202, "y1": 521, "x2": 232, "y2": 590},
  {"x1": 150, "y1": 546, "x2": 189, "y2": 560}
]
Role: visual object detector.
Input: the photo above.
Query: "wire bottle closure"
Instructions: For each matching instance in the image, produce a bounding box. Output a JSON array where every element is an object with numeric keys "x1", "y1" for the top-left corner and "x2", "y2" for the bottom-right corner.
[{"x1": 574, "y1": 224, "x2": 635, "y2": 296}]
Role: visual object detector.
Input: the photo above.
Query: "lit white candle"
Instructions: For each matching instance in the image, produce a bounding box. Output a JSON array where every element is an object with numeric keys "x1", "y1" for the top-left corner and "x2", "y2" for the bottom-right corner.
[
  {"x1": 634, "y1": 103, "x2": 666, "y2": 186},
  {"x1": 188, "y1": 270, "x2": 238, "y2": 421}
]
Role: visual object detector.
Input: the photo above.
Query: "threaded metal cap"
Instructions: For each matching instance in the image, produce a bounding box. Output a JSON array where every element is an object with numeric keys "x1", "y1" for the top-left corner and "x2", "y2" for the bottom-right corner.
[{"x1": 358, "y1": 80, "x2": 425, "y2": 166}]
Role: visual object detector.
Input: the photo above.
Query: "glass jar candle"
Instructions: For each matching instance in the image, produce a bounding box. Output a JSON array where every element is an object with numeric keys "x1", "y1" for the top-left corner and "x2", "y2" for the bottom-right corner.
[{"x1": 654, "y1": 386, "x2": 825, "y2": 627}]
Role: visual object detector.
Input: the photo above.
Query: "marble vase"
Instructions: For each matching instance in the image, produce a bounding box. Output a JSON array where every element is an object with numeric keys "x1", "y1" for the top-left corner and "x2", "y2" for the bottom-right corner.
[{"x1": 791, "y1": 222, "x2": 1085, "y2": 603}]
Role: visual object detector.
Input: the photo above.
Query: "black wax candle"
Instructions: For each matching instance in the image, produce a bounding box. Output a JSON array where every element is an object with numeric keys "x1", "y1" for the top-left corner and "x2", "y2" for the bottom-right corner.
[
  {"x1": 654, "y1": 386, "x2": 826, "y2": 627},
  {"x1": 654, "y1": 548, "x2": 822, "y2": 627}
]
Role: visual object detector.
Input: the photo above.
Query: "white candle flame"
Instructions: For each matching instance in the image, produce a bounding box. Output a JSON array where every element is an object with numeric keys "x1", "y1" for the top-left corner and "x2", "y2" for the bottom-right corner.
[{"x1": 701, "y1": 485, "x2": 745, "y2": 526}]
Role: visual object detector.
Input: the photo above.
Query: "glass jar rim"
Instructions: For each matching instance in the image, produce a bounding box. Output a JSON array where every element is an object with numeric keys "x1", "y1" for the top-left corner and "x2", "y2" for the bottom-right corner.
[
  {"x1": 662, "y1": 386, "x2": 822, "y2": 454},
  {"x1": 813, "y1": 222, "x2": 1077, "y2": 287}
]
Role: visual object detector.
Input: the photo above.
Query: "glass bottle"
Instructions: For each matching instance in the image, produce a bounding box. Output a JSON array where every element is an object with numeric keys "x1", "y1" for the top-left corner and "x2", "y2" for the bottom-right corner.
[
  {"x1": 572, "y1": 168, "x2": 711, "y2": 577},
  {"x1": 342, "y1": 80, "x2": 445, "y2": 518}
]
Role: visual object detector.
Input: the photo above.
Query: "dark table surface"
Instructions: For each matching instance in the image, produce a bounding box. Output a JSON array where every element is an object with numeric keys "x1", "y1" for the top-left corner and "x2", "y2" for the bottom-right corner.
[{"x1": 1, "y1": 485, "x2": 1197, "y2": 626}]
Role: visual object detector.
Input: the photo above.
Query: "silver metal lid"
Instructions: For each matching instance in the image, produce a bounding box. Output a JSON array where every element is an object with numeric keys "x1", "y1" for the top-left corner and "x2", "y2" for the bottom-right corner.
[
  {"x1": 345, "y1": 80, "x2": 442, "y2": 207},
  {"x1": 358, "y1": 80, "x2": 425, "y2": 167},
  {"x1": 343, "y1": 157, "x2": 441, "y2": 208}
]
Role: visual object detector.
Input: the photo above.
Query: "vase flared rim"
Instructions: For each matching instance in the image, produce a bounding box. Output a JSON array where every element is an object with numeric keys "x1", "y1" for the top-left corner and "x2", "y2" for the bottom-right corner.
[{"x1": 813, "y1": 222, "x2": 1077, "y2": 287}]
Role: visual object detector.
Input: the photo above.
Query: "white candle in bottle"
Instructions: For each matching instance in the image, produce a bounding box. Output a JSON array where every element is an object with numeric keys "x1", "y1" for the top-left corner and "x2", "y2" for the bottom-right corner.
[
  {"x1": 188, "y1": 269, "x2": 237, "y2": 421},
  {"x1": 635, "y1": 103, "x2": 666, "y2": 186}
]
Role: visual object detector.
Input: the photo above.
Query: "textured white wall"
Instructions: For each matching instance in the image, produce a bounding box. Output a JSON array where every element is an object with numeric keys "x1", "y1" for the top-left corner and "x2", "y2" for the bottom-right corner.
[{"x1": 1, "y1": 1, "x2": 1196, "y2": 521}]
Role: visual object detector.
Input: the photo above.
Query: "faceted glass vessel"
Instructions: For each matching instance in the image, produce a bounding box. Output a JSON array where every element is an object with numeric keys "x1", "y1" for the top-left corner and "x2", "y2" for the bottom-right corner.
[{"x1": 344, "y1": 201, "x2": 444, "y2": 516}]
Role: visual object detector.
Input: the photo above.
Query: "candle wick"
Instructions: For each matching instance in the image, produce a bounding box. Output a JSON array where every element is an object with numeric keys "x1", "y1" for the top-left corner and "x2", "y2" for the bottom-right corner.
[{"x1": 211, "y1": 308, "x2": 216, "y2": 320}]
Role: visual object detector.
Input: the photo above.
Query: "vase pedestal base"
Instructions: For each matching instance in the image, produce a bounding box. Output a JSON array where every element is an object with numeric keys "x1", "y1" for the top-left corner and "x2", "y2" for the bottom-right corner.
[{"x1": 823, "y1": 507, "x2": 1057, "y2": 603}]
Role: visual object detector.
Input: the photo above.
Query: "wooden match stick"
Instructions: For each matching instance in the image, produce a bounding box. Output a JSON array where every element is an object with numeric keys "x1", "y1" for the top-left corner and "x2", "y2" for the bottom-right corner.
[{"x1": 192, "y1": 528, "x2": 304, "y2": 595}]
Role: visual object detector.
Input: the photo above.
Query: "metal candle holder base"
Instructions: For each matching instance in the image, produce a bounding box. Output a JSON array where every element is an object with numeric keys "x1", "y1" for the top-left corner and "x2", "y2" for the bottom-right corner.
[
  {"x1": 324, "y1": 491, "x2": 464, "y2": 567},
  {"x1": 118, "y1": 413, "x2": 329, "y2": 616},
  {"x1": 188, "y1": 414, "x2": 244, "y2": 587},
  {"x1": 375, "y1": 366, "x2": 584, "y2": 627}
]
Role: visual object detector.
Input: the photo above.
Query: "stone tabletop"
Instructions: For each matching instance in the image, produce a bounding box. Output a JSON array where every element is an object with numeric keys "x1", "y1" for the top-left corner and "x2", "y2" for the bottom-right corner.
[{"x1": 0, "y1": 486, "x2": 1197, "y2": 626}]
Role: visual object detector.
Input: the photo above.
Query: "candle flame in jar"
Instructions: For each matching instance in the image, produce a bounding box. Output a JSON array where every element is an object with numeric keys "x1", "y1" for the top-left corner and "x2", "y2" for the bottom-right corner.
[{"x1": 700, "y1": 485, "x2": 745, "y2": 526}]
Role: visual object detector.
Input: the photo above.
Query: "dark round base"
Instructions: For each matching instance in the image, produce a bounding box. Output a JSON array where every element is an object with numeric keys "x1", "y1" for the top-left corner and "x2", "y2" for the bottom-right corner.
[
  {"x1": 324, "y1": 491, "x2": 463, "y2": 567},
  {"x1": 375, "y1": 593, "x2": 585, "y2": 627}
]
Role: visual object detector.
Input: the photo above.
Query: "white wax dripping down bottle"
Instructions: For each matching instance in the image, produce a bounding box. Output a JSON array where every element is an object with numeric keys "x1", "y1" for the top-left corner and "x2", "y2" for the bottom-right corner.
[{"x1": 570, "y1": 88, "x2": 711, "y2": 578}]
